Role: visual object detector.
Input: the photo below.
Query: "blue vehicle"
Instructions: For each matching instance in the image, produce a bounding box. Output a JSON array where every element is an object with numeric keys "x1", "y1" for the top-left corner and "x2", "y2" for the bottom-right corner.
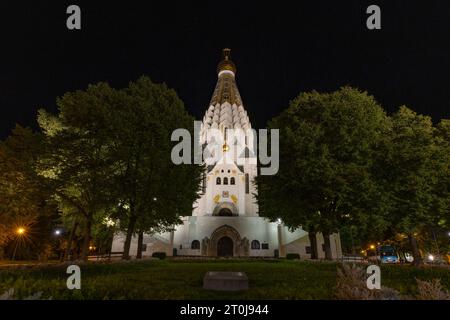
[{"x1": 378, "y1": 245, "x2": 399, "y2": 264}]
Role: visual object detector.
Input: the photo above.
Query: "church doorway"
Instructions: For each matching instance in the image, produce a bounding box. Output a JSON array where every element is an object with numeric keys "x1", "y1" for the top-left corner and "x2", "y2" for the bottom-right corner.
[
  {"x1": 218, "y1": 208, "x2": 233, "y2": 216},
  {"x1": 217, "y1": 236, "x2": 233, "y2": 257}
]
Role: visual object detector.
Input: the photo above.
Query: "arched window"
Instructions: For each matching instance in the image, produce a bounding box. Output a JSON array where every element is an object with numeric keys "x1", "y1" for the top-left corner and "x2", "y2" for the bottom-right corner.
[
  {"x1": 230, "y1": 177, "x2": 235, "y2": 185},
  {"x1": 191, "y1": 240, "x2": 200, "y2": 250},
  {"x1": 223, "y1": 177, "x2": 228, "y2": 185},
  {"x1": 245, "y1": 173, "x2": 249, "y2": 193},
  {"x1": 216, "y1": 177, "x2": 221, "y2": 185},
  {"x1": 251, "y1": 240, "x2": 260, "y2": 250}
]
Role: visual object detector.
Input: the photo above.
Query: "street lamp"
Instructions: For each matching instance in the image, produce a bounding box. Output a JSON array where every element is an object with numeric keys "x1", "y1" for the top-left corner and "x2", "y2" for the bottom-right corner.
[{"x1": 12, "y1": 227, "x2": 26, "y2": 260}]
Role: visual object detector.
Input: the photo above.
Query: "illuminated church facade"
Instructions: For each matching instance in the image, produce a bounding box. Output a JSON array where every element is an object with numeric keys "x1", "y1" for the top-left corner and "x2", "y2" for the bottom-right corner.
[{"x1": 111, "y1": 49, "x2": 342, "y2": 258}]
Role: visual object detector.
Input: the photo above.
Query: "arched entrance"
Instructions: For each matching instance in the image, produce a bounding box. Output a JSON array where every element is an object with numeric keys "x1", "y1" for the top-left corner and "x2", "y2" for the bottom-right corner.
[
  {"x1": 206, "y1": 225, "x2": 249, "y2": 257},
  {"x1": 217, "y1": 236, "x2": 233, "y2": 256},
  {"x1": 212, "y1": 202, "x2": 238, "y2": 216},
  {"x1": 218, "y1": 208, "x2": 233, "y2": 216}
]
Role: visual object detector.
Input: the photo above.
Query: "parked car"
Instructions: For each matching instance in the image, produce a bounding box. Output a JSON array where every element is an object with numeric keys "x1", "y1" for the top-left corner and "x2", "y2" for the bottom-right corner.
[
  {"x1": 378, "y1": 245, "x2": 400, "y2": 264},
  {"x1": 404, "y1": 252, "x2": 414, "y2": 263},
  {"x1": 398, "y1": 251, "x2": 414, "y2": 263},
  {"x1": 425, "y1": 253, "x2": 448, "y2": 265}
]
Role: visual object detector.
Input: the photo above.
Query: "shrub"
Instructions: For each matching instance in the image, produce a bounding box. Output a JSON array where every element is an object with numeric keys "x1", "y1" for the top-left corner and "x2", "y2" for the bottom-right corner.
[
  {"x1": 0, "y1": 288, "x2": 46, "y2": 300},
  {"x1": 334, "y1": 263, "x2": 400, "y2": 300},
  {"x1": 416, "y1": 278, "x2": 450, "y2": 300},
  {"x1": 286, "y1": 253, "x2": 300, "y2": 260},
  {"x1": 152, "y1": 252, "x2": 166, "y2": 260}
]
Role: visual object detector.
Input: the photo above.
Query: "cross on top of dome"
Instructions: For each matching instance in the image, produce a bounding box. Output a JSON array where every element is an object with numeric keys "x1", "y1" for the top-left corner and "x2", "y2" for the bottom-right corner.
[{"x1": 217, "y1": 48, "x2": 237, "y2": 75}]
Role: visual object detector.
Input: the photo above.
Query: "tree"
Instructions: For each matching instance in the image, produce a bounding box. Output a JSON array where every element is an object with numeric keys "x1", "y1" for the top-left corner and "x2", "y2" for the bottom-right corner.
[
  {"x1": 382, "y1": 107, "x2": 449, "y2": 265},
  {"x1": 38, "y1": 83, "x2": 119, "y2": 261},
  {"x1": 433, "y1": 120, "x2": 450, "y2": 239},
  {"x1": 109, "y1": 77, "x2": 202, "y2": 259},
  {"x1": 257, "y1": 87, "x2": 390, "y2": 259},
  {"x1": 37, "y1": 77, "x2": 202, "y2": 261},
  {"x1": 0, "y1": 125, "x2": 59, "y2": 258}
]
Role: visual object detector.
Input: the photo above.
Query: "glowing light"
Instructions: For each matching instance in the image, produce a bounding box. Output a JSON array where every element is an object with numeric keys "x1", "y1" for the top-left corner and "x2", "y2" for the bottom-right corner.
[
  {"x1": 54, "y1": 229, "x2": 61, "y2": 236},
  {"x1": 103, "y1": 217, "x2": 116, "y2": 227},
  {"x1": 369, "y1": 244, "x2": 375, "y2": 250},
  {"x1": 277, "y1": 218, "x2": 282, "y2": 224},
  {"x1": 16, "y1": 227, "x2": 25, "y2": 235},
  {"x1": 428, "y1": 254, "x2": 434, "y2": 261}
]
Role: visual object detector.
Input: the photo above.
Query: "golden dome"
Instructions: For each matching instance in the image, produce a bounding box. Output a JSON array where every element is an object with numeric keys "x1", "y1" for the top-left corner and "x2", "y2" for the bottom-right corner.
[{"x1": 217, "y1": 48, "x2": 236, "y2": 75}]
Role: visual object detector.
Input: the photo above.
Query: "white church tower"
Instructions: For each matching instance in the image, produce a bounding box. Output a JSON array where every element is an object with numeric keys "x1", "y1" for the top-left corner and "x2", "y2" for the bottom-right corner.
[
  {"x1": 193, "y1": 48, "x2": 258, "y2": 219},
  {"x1": 111, "y1": 49, "x2": 342, "y2": 259}
]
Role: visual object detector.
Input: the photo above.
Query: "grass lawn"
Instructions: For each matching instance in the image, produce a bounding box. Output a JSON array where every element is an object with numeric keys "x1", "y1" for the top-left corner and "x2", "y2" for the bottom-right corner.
[{"x1": 0, "y1": 259, "x2": 448, "y2": 299}]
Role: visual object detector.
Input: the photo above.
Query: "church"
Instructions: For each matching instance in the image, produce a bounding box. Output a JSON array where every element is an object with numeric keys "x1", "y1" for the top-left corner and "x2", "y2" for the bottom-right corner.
[{"x1": 111, "y1": 49, "x2": 342, "y2": 259}]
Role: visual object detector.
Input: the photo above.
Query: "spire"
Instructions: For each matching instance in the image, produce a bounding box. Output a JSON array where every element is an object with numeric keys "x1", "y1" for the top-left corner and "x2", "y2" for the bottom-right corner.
[
  {"x1": 208, "y1": 48, "x2": 242, "y2": 106},
  {"x1": 201, "y1": 48, "x2": 251, "y2": 141},
  {"x1": 217, "y1": 48, "x2": 237, "y2": 75}
]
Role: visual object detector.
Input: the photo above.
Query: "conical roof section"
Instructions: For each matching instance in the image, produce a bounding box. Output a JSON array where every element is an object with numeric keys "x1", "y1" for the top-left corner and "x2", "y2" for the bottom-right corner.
[
  {"x1": 210, "y1": 48, "x2": 242, "y2": 106},
  {"x1": 202, "y1": 49, "x2": 251, "y2": 137}
]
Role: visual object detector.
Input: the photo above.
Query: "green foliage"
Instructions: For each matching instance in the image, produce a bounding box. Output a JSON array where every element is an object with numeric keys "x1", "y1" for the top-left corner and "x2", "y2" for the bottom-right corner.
[
  {"x1": 111, "y1": 77, "x2": 202, "y2": 226},
  {"x1": 0, "y1": 260, "x2": 447, "y2": 300},
  {"x1": 38, "y1": 82, "x2": 122, "y2": 260},
  {"x1": 0, "y1": 126, "x2": 59, "y2": 258},
  {"x1": 106, "y1": 77, "x2": 203, "y2": 258},
  {"x1": 383, "y1": 107, "x2": 439, "y2": 233},
  {"x1": 380, "y1": 106, "x2": 450, "y2": 262},
  {"x1": 257, "y1": 87, "x2": 390, "y2": 257},
  {"x1": 34, "y1": 76, "x2": 202, "y2": 260}
]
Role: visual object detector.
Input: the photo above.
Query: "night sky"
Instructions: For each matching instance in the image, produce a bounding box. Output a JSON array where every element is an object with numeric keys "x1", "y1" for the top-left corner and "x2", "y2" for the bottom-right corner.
[{"x1": 0, "y1": 1, "x2": 449, "y2": 139}]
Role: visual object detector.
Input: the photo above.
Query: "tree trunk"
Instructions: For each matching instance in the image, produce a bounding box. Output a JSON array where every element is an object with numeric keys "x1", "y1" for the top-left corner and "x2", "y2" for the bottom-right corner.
[
  {"x1": 122, "y1": 215, "x2": 137, "y2": 260},
  {"x1": 136, "y1": 231, "x2": 144, "y2": 259},
  {"x1": 308, "y1": 230, "x2": 318, "y2": 260},
  {"x1": 81, "y1": 216, "x2": 92, "y2": 262},
  {"x1": 408, "y1": 233, "x2": 422, "y2": 266},
  {"x1": 323, "y1": 232, "x2": 333, "y2": 260},
  {"x1": 64, "y1": 220, "x2": 79, "y2": 261}
]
